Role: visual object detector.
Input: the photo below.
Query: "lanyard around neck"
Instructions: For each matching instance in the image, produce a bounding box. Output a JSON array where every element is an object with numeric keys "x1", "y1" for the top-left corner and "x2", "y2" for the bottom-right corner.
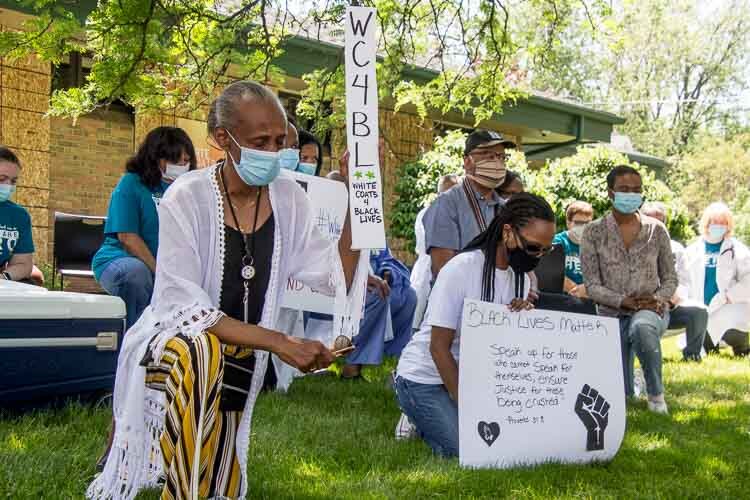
[{"x1": 463, "y1": 179, "x2": 489, "y2": 232}]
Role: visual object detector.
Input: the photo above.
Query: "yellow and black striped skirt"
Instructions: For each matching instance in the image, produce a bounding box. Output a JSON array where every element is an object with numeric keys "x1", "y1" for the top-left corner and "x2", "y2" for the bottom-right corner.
[{"x1": 144, "y1": 332, "x2": 255, "y2": 500}]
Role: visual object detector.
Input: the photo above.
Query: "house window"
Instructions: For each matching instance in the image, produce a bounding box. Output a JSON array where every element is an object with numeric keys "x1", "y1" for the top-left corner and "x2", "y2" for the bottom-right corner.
[
  {"x1": 51, "y1": 52, "x2": 133, "y2": 114},
  {"x1": 51, "y1": 53, "x2": 90, "y2": 92}
]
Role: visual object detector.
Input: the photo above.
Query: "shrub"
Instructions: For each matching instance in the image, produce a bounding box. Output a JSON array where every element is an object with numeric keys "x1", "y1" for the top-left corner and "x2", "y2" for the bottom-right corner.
[
  {"x1": 538, "y1": 146, "x2": 694, "y2": 243},
  {"x1": 391, "y1": 140, "x2": 694, "y2": 258}
]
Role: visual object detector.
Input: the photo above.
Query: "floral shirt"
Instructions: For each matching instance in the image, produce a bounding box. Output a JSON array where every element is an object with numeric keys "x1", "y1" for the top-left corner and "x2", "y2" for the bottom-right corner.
[{"x1": 580, "y1": 212, "x2": 677, "y2": 317}]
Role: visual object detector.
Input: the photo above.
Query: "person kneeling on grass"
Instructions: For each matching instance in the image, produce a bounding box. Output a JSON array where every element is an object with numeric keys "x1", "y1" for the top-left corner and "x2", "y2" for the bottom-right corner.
[
  {"x1": 88, "y1": 81, "x2": 368, "y2": 500},
  {"x1": 682, "y1": 202, "x2": 750, "y2": 357},
  {"x1": 393, "y1": 193, "x2": 555, "y2": 457}
]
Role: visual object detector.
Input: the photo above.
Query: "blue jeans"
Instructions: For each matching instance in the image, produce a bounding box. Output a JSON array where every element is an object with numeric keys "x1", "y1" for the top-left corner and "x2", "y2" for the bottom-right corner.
[
  {"x1": 349, "y1": 286, "x2": 418, "y2": 364},
  {"x1": 619, "y1": 310, "x2": 669, "y2": 397},
  {"x1": 394, "y1": 375, "x2": 458, "y2": 457},
  {"x1": 668, "y1": 305, "x2": 708, "y2": 358},
  {"x1": 98, "y1": 256, "x2": 154, "y2": 329},
  {"x1": 307, "y1": 286, "x2": 417, "y2": 365},
  {"x1": 347, "y1": 290, "x2": 387, "y2": 365}
]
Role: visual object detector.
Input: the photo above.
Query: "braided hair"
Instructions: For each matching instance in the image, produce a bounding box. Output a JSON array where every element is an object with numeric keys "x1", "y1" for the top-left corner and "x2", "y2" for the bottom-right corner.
[{"x1": 462, "y1": 192, "x2": 555, "y2": 302}]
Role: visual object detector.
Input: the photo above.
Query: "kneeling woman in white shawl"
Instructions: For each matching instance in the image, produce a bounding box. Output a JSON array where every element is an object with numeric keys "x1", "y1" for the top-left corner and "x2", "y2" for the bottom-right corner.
[{"x1": 88, "y1": 81, "x2": 368, "y2": 500}]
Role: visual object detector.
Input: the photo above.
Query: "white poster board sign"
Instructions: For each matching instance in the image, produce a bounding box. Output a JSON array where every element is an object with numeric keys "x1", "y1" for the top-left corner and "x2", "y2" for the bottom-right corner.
[
  {"x1": 458, "y1": 300, "x2": 625, "y2": 468},
  {"x1": 281, "y1": 171, "x2": 348, "y2": 314},
  {"x1": 345, "y1": 5, "x2": 386, "y2": 250}
]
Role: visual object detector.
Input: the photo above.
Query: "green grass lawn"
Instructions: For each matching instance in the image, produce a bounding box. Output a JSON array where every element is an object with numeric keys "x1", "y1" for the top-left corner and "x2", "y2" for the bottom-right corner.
[{"x1": 1, "y1": 340, "x2": 748, "y2": 499}]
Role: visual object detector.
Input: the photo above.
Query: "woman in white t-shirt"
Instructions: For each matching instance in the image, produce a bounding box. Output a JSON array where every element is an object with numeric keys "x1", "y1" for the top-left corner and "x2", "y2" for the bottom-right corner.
[{"x1": 394, "y1": 193, "x2": 556, "y2": 457}]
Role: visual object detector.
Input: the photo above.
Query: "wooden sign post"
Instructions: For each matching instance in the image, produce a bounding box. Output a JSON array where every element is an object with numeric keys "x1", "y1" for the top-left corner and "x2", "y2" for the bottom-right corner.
[{"x1": 345, "y1": 5, "x2": 386, "y2": 250}]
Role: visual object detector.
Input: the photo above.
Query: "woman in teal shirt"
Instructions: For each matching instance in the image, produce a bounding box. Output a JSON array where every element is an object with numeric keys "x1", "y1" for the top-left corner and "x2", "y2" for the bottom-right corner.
[
  {"x1": 0, "y1": 146, "x2": 37, "y2": 284},
  {"x1": 682, "y1": 202, "x2": 750, "y2": 356},
  {"x1": 93, "y1": 127, "x2": 196, "y2": 328},
  {"x1": 553, "y1": 200, "x2": 594, "y2": 297}
]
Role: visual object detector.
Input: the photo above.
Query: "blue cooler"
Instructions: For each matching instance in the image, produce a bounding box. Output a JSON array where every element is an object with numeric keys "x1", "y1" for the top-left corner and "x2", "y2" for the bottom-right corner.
[{"x1": 0, "y1": 280, "x2": 126, "y2": 405}]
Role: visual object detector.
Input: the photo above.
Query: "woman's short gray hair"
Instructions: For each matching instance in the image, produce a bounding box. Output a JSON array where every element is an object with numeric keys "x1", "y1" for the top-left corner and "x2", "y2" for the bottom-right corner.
[{"x1": 207, "y1": 80, "x2": 286, "y2": 135}]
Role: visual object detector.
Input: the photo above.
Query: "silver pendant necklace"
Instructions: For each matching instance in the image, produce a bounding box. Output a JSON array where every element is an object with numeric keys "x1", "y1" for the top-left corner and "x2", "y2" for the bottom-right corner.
[{"x1": 221, "y1": 166, "x2": 263, "y2": 321}]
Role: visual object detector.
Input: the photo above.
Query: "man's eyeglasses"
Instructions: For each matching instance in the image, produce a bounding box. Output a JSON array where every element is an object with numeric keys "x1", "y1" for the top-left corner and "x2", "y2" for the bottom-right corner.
[
  {"x1": 472, "y1": 151, "x2": 511, "y2": 162},
  {"x1": 514, "y1": 228, "x2": 553, "y2": 256}
]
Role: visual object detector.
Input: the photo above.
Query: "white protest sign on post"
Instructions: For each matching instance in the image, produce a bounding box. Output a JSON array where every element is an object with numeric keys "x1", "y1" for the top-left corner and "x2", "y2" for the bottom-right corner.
[
  {"x1": 458, "y1": 300, "x2": 625, "y2": 468},
  {"x1": 345, "y1": 5, "x2": 386, "y2": 250},
  {"x1": 281, "y1": 171, "x2": 349, "y2": 314}
]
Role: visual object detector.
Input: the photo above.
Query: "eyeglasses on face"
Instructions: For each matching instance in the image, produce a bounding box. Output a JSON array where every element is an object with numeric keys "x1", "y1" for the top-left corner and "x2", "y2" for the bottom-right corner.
[
  {"x1": 513, "y1": 227, "x2": 553, "y2": 256},
  {"x1": 570, "y1": 219, "x2": 591, "y2": 227},
  {"x1": 472, "y1": 150, "x2": 511, "y2": 162}
]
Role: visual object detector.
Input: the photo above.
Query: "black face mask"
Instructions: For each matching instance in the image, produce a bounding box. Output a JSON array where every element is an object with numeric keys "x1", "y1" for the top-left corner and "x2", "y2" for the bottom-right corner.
[
  {"x1": 506, "y1": 228, "x2": 544, "y2": 298},
  {"x1": 507, "y1": 247, "x2": 541, "y2": 274},
  {"x1": 508, "y1": 248, "x2": 540, "y2": 299}
]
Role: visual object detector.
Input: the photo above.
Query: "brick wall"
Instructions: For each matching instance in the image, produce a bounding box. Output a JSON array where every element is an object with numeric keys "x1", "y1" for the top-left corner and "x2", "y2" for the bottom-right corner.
[
  {"x1": 0, "y1": 52, "x2": 52, "y2": 264},
  {"x1": 48, "y1": 109, "x2": 135, "y2": 261},
  {"x1": 1, "y1": 61, "x2": 433, "y2": 268}
]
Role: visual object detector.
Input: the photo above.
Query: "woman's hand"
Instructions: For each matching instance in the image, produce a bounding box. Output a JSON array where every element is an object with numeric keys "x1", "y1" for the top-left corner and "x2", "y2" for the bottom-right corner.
[
  {"x1": 276, "y1": 336, "x2": 335, "y2": 373},
  {"x1": 338, "y1": 150, "x2": 351, "y2": 181},
  {"x1": 569, "y1": 284, "x2": 588, "y2": 299},
  {"x1": 509, "y1": 298, "x2": 535, "y2": 312},
  {"x1": 634, "y1": 294, "x2": 665, "y2": 314},
  {"x1": 367, "y1": 274, "x2": 390, "y2": 299},
  {"x1": 212, "y1": 319, "x2": 334, "y2": 372}
]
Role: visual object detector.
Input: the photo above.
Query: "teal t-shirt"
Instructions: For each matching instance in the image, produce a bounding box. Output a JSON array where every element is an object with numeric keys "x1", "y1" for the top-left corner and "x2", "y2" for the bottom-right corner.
[
  {"x1": 0, "y1": 200, "x2": 34, "y2": 266},
  {"x1": 703, "y1": 240, "x2": 723, "y2": 306},
  {"x1": 553, "y1": 230, "x2": 583, "y2": 285},
  {"x1": 92, "y1": 173, "x2": 169, "y2": 280}
]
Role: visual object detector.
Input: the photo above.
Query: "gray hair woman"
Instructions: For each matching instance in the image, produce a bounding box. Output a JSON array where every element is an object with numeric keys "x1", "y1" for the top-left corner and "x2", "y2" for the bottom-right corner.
[
  {"x1": 682, "y1": 202, "x2": 750, "y2": 356},
  {"x1": 88, "y1": 81, "x2": 369, "y2": 500}
]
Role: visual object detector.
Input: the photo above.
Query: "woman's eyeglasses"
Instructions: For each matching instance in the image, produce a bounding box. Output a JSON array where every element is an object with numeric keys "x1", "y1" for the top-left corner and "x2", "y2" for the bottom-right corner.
[
  {"x1": 570, "y1": 219, "x2": 591, "y2": 227},
  {"x1": 514, "y1": 229, "x2": 553, "y2": 256}
]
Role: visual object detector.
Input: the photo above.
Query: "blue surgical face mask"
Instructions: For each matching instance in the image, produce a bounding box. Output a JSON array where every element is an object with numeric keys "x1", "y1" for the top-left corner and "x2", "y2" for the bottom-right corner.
[
  {"x1": 297, "y1": 162, "x2": 317, "y2": 176},
  {"x1": 226, "y1": 131, "x2": 281, "y2": 186},
  {"x1": 706, "y1": 224, "x2": 728, "y2": 244},
  {"x1": 278, "y1": 148, "x2": 300, "y2": 171},
  {"x1": 612, "y1": 192, "x2": 642, "y2": 214},
  {"x1": 0, "y1": 184, "x2": 15, "y2": 203}
]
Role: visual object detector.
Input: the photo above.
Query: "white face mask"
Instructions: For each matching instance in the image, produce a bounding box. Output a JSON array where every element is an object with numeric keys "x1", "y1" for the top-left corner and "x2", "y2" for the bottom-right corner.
[
  {"x1": 163, "y1": 163, "x2": 190, "y2": 182},
  {"x1": 568, "y1": 225, "x2": 586, "y2": 244}
]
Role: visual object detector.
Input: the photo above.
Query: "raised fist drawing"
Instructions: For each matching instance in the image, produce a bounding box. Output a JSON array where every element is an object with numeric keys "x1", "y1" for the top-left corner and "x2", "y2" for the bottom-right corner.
[{"x1": 574, "y1": 384, "x2": 610, "y2": 451}]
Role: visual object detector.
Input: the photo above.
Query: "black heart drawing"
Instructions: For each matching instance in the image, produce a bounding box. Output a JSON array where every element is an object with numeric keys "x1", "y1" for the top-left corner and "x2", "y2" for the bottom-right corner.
[{"x1": 477, "y1": 421, "x2": 500, "y2": 447}]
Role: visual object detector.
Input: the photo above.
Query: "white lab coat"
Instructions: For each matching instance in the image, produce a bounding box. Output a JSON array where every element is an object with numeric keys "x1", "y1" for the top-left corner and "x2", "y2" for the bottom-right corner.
[{"x1": 682, "y1": 237, "x2": 750, "y2": 344}]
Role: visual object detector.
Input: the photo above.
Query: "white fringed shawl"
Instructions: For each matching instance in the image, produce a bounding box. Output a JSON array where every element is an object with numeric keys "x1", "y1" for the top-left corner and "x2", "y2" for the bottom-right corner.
[{"x1": 87, "y1": 165, "x2": 369, "y2": 500}]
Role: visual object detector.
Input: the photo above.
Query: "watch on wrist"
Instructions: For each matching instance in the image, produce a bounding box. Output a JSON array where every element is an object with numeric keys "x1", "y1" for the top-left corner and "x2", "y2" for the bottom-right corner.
[{"x1": 2, "y1": 271, "x2": 12, "y2": 280}]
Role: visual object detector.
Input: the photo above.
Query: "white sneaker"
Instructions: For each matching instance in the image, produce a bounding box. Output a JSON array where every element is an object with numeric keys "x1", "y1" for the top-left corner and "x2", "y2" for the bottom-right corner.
[
  {"x1": 647, "y1": 396, "x2": 669, "y2": 415},
  {"x1": 395, "y1": 413, "x2": 418, "y2": 440}
]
